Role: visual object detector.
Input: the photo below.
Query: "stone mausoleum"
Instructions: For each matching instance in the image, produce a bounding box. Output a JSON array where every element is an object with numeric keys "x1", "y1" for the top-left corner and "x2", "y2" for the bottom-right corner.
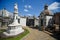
[{"x1": 39, "y1": 4, "x2": 53, "y2": 30}]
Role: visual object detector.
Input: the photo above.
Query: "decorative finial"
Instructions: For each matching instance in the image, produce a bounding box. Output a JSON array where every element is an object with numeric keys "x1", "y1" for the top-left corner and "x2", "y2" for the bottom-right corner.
[
  {"x1": 14, "y1": 3, "x2": 18, "y2": 9},
  {"x1": 44, "y1": 4, "x2": 48, "y2": 10},
  {"x1": 14, "y1": 3, "x2": 18, "y2": 13}
]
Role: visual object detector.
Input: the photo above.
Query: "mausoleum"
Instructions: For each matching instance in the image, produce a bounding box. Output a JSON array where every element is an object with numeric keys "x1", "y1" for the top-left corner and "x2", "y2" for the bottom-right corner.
[{"x1": 39, "y1": 4, "x2": 53, "y2": 30}]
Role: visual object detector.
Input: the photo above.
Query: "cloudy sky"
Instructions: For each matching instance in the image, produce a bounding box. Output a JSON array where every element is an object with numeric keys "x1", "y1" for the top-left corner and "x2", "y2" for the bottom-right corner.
[{"x1": 0, "y1": 0, "x2": 60, "y2": 17}]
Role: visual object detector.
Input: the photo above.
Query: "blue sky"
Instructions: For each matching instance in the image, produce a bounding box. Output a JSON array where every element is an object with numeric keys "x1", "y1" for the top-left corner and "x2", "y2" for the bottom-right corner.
[{"x1": 0, "y1": 0, "x2": 60, "y2": 17}]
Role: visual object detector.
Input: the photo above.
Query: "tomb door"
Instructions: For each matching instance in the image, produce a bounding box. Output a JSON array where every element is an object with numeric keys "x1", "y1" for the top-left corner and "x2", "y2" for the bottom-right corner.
[{"x1": 41, "y1": 19, "x2": 43, "y2": 26}]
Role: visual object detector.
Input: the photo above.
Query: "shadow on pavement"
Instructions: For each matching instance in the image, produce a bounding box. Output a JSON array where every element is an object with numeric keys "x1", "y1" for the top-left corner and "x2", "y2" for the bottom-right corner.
[
  {"x1": 29, "y1": 25, "x2": 39, "y2": 29},
  {"x1": 44, "y1": 30, "x2": 60, "y2": 40}
]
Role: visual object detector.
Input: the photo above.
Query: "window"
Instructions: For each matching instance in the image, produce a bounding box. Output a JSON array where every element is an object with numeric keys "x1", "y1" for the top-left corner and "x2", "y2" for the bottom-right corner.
[
  {"x1": 16, "y1": 16, "x2": 17, "y2": 19},
  {"x1": 41, "y1": 19, "x2": 43, "y2": 26},
  {"x1": 18, "y1": 19, "x2": 20, "y2": 23}
]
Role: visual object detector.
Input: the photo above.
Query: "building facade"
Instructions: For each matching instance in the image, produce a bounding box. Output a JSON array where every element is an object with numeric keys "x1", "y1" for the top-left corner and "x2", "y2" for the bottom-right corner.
[
  {"x1": 20, "y1": 16, "x2": 26, "y2": 26},
  {"x1": 53, "y1": 12, "x2": 60, "y2": 31},
  {"x1": 26, "y1": 16, "x2": 39, "y2": 27},
  {"x1": 0, "y1": 8, "x2": 12, "y2": 27},
  {"x1": 53, "y1": 12, "x2": 60, "y2": 25}
]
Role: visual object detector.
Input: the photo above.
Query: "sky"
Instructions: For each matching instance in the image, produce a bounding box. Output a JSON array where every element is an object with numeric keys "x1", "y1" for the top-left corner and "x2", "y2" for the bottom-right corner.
[{"x1": 0, "y1": 0, "x2": 60, "y2": 17}]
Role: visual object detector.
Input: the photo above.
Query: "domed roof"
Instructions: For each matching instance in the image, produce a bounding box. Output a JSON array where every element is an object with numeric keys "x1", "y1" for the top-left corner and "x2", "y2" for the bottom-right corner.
[
  {"x1": 42, "y1": 4, "x2": 53, "y2": 15},
  {"x1": 44, "y1": 10, "x2": 53, "y2": 15}
]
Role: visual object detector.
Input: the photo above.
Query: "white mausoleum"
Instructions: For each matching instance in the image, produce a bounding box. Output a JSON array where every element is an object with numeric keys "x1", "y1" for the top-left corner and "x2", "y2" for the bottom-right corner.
[
  {"x1": 0, "y1": 7, "x2": 26, "y2": 27},
  {"x1": 39, "y1": 4, "x2": 53, "y2": 30}
]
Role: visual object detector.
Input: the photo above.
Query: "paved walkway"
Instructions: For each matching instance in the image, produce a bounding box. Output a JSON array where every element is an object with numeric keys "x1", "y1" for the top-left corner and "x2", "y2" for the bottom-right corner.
[{"x1": 21, "y1": 27, "x2": 56, "y2": 40}]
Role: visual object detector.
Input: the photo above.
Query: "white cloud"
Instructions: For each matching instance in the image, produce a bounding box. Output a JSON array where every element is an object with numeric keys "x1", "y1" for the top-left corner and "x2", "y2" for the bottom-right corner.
[
  {"x1": 24, "y1": 5, "x2": 32, "y2": 12},
  {"x1": 27, "y1": 14, "x2": 32, "y2": 16},
  {"x1": 48, "y1": 2, "x2": 60, "y2": 10},
  {"x1": 24, "y1": 9, "x2": 29, "y2": 12},
  {"x1": 28, "y1": 5, "x2": 32, "y2": 8},
  {"x1": 24, "y1": 5, "x2": 32, "y2": 9},
  {"x1": 24, "y1": 5, "x2": 28, "y2": 8}
]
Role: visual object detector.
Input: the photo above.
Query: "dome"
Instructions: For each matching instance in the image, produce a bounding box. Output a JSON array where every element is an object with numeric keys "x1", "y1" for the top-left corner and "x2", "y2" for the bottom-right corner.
[
  {"x1": 44, "y1": 10, "x2": 52, "y2": 15},
  {"x1": 42, "y1": 4, "x2": 53, "y2": 15}
]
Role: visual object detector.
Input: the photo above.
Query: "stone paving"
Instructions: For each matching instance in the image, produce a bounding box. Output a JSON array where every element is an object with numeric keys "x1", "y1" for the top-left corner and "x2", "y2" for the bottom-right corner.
[{"x1": 21, "y1": 26, "x2": 57, "y2": 40}]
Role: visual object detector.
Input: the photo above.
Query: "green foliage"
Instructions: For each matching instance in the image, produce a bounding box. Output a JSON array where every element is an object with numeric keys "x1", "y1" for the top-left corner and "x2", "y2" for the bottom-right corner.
[
  {"x1": 0, "y1": 29, "x2": 5, "y2": 33},
  {"x1": 0, "y1": 28, "x2": 29, "y2": 40}
]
